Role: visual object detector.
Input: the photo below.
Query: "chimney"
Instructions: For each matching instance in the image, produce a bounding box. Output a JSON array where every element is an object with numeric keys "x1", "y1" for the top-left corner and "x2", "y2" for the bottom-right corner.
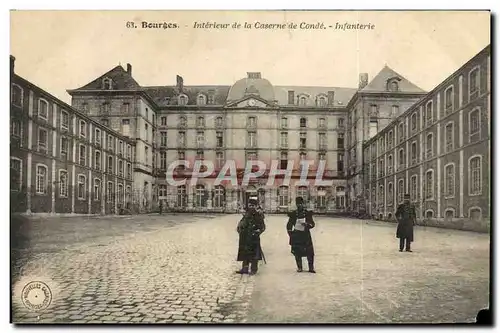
[
  {"x1": 359, "y1": 73, "x2": 369, "y2": 89},
  {"x1": 176, "y1": 75, "x2": 184, "y2": 92},
  {"x1": 10, "y1": 55, "x2": 15, "y2": 74},
  {"x1": 327, "y1": 91, "x2": 335, "y2": 106},
  {"x1": 288, "y1": 90, "x2": 295, "y2": 105},
  {"x1": 126, "y1": 63, "x2": 132, "y2": 75}
]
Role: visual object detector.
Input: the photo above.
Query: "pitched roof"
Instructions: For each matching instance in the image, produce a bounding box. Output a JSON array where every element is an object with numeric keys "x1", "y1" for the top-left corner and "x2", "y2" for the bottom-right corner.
[
  {"x1": 73, "y1": 65, "x2": 142, "y2": 91},
  {"x1": 361, "y1": 65, "x2": 425, "y2": 93},
  {"x1": 143, "y1": 85, "x2": 231, "y2": 106}
]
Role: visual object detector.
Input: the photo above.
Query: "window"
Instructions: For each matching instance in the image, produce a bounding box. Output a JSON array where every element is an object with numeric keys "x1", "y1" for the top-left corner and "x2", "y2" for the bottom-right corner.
[
  {"x1": 79, "y1": 144, "x2": 86, "y2": 165},
  {"x1": 161, "y1": 116, "x2": 167, "y2": 126},
  {"x1": 95, "y1": 151, "x2": 101, "y2": 170},
  {"x1": 389, "y1": 80, "x2": 399, "y2": 92},
  {"x1": 196, "y1": 150, "x2": 204, "y2": 161},
  {"x1": 160, "y1": 151, "x2": 167, "y2": 170},
  {"x1": 177, "y1": 185, "x2": 187, "y2": 207},
  {"x1": 469, "y1": 207, "x2": 482, "y2": 221},
  {"x1": 178, "y1": 131, "x2": 186, "y2": 147},
  {"x1": 410, "y1": 175, "x2": 417, "y2": 202},
  {"x1": 280, "y1": 151, "x2": 288, "y2": 170},
  {"x1": 158, "y1": 185, "x2": 167, "y2": 198},
  {"x1": 337, "y1": 133, "x2": 344, "y2": 148},
  {"x1": 127, "y1": 145, "x2": 132, "y2": 159},
  {"x1": 100, "y1": 102, "x2": 111, "y2": 114},
  {"x1": 195, "y1": 185, "x2": 206, "y2": 207},
  {"x1": 36, "y1": 165, "x2": 47, "y2": 194},
  {"x1": 388, "y1": 130, "x2": 393, "y2": 149},
  {"x1": 370, "y1": 105, "x2": 378, "y2": 116},
  {"x1": 444, "y1": 163, "x2": 455, "y2": 197},
  {"x1": 103, "y1": 78, "x2": 112, "y2": 90},
  {"x1": 38, "y1": 127, "x2": 48, "y2": 152},
  {"x1": 318, "y1": 118, "x2": 326, "y2": 129},
  {"x1": 426, "y1": 133, "x2": 433, "y2": 159},
  {"x1": 469, "y1": 155, "x2": 482, "y2": 195},
  {"x1": 122, "y1": 103, "x2": 130, "y2": 113},
  {"x1": 95, "y1": 128, "x2": 101, "y2": 145},
  {"x1": 445, "y1": 209, "x2": 455, "y2": 220},
  {"x1": 11, "y1": 84, "x2": 23, "y2": 106},
  {"x1": 214, "y1": 185, "x2": 226, "y2": 208},
  {"x1": 127, "y1": 163, "x2": 131, "y2": 179},
  {"x1": 398, "y1": 148, "x2": 405, "y2": 169},
  {"x1": 145, "y1": 123, "x2": 149, "y2": 142},
  {"x1": 318, "y1": 96, "x2": 327, "y2": 107},
  {"x1": 469, "y1": 66, "x2": 480, "y2": 100},
  {"x1": 196, "y1": 131, "x2": 205, "y2": 148},
  {"x1": 391, "y1": 105, "x2": 399, "y2": 118},
  {"x1": 300, "y1": 117, "x2": 307, "y2": 128},
  {"x1": 122, "y1": 119, "x2": 130, "y2": 137},
  {"x1": 319, "y1": 133, "x2": 327, "y2": 149},
  {"x1": 179, "y1": 116, "x2": 187, "y2": 127},
  {"x1": 117, "y1": 184, "x2": 124, "y2": 204},
  {"x1": 215, "y1": 116, "x2": 223, "y2": 127},
  {"x1": 445, "y1": 122, "x2": 454, "y2": 153},
  {"x1": 299, "y1": 96, "x2": 307, "y2": 107},
  {"x1": 425, "y1": 169, "x2": 434, "y2": 199},
  {"x1": 77, "y1": 175, "x2": 86, "y2": 200},
  {"x1": 278, "y1": 186, "x2": 289, "y2": 206},
  {"x1": 398, "y1": 122, "x2": 405, "y2": 142},
  {"x1": 108, "y1": 156, "x2": 113, "y2": 173},
  {"x1": 425, "y1": 210, "x2": 434, "y2": 219},
  {"x1": 248, "y1": 132, "x2": 256, "y2": 148},
  {"x1": 296, "y1": 186, "x2": 308, "y2": 203},
  {"x1": 281, "y1": 117, "x2": 288, "y2": 129},
  {"x1": 397, "y1": 179, "x2": 405, "y2": 203},
  {"x1": 119, "y1": 160, "x2": 124, "y2": 177},
  {"x1": 60, "y1": 136, "x2": 68, "y2": 159},
  {"x1": 299, "y1": 132, "x2": 307, "y2": 149},
  {"x1": 196, "y1": 116, "x2": 205, "y2": 128},
  {"x1": 388, "y1": 155, "x2": 393, "y2": 174},
  {"x1": 379, "y1": 185, "x2": 384, "y2": 204},
  {"x1": 444, "y1": 86, "x2": 454, "y2": 114},
  {"x1": 145, "y1": 147, "x2": 149, "y2": 164},
  {"x1": 10, "y1": 158, "x2": 22, "y2": 191},
  {"x1": 208, "y1": 94, "x2": 215, "y2": 105},
  {"x1": 216, "y1": 151, "x2": 224, "y2": 169},
  {"x1": 247, "y1": 116, "x2": 256, "y2": 128},
  {"x1": 197, "y1": 94, "x2": 206, "y2": 105},
  {"x1": 338, "y1": 118, "x2": 344, "y2": 128},
  {"x1": 411, "y1": 113, "x2": 417, "y2": 132},
  {"x1": 469, "y1": 107, "x2": 481, "y2": 141},
  {"x1": 55, "y1": 170, "x2": 67, "y2": 197},
  {"x1": 387, "y1": 182, "x2": 393, "y2": 203},
  {"x1": 160, "y1": 131, "x2": 167, "y2": 147},
  {"x1": 317, "y1": 186, "x2": 326, "y2": 208},
  {"x1": 126, "y1": 186, "x2": 131, "y2": 204},
  {"x1": 425, "y1": 101, "x2": 433, "y2": 126},
  {"x1": 411, "y1": 142, "x2": 417, "y2": 164},
  {"x1": 179, "y1": 95, "x2": 187, "y2": 106},
  {"x1": 11, "y1": 118, "x2": 22, "y2": 138},
  {"x1": 215, "y1": 131, "x2": 224, "y2": 148},
  {"x1": 79, "y1": 120, "x2": 86, "y2": 138},
  {"x1": 369, "y1": 120, "x2": 378, "y2": 139},
  {"x1": 38, "y1": 99, "x2": 48, "y2": 119},
  {"x1": 94, "y1": 179, "x2": 101, "y2": 201},
  {"x1": 107, "y1": 182, "x2": 113, "y2": 203},
  {"x1": 61, "y1": 111, "x2": 69, "y2": 130}
]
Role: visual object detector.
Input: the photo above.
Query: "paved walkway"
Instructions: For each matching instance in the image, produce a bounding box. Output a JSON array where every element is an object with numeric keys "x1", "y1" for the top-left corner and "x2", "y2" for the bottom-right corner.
[
  {"x1": 11, "y1": 214, "x2": 490, "y2": 324},
  {"x1": 246, "y1": 216, "x2": 490, "y2": 323}
]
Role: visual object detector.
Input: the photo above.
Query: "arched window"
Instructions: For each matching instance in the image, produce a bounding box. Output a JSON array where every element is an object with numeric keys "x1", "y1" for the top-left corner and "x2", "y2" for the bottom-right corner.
[
  {"x1": 297, "y1": 186, "x2": 308, "y2": 203},
  {"x1": 389, "y1": 80, "x2": 399, "y2": 92},
  {"x1": 445, "y1": 208, "x2": 455, "y2": 221},
  {"x1": 387, "y1": 182, "x2": 394, "y2": 204},
  {"x1": 317, "y1": 186, "x2": 327, "y2": 208},
  {"x1": 179, "y1": 94, "x2": 188, "y2": 106},
  {"x1": 179, "y1": 116, "x2": 187, "y2": 127},
  {"x1": 445, "y1": 122, "x2": 454, "y2": 153},
  {"x1": 411, "y1": 112, "x2": 417, "y2": 132},
  {"x1": 425, "y1": 210, "x2": 434, "y2": 219},
  {"x1": 444, "y1": 163, "x2": 455, "y2": 197},
  {"x1": 300, "y1": 117, "x2": 307, "y2": 128},
  {"x1": 397, "y1": 179, "x2": 405, "y2": 203},
  {"x1": 469, "y1": 207, "x2": 482, "y2": 221},
  {"x1": 299, "y1": 96, "x2": 307, "y2": 107},
  {"x1": 59, "y1": 170, "x2": 68, "y2": 198},
  {"x1": 197, "y1": 94, "x2": 206, "y2": 105},
  {"x1": 469, "y1": 107, "x2": 481, "y2": 141},
  {"x1": 77, "y1": 174, "x2": 86, "y2": 200},
  {"x1": 469, "y1": 155, "x2": 482, "y2": 195},
  {"x1": 425, "y1": 169, "x2": 434, "y2": 199},
  {"x1": 102, "y1": 78, "x2": 113, "y2": 90},
  {"x1": 11, "y1": 84, "x2": 23, "y2": 107},
  {"x1": 94, "y1": 178, "x2": 101, "y2": 201},
  {"x1": 213, "y1": 185, "x2": 226, "y2": 208},
  {"x1": 278, "y1": 186, "x2": 289, "y2": 207},
  {"x1": 195, "y1": 185, "x2": 206, "y2": 207},
  {"x1": 318, "y1": 96, "x2": 327, "y2": 107},
  {"x1": 426, "y1": 133, "x2": 433, "y2": 159},
  {"x1": 36, "y1": 164, "x2": 48, "y2": 195}
]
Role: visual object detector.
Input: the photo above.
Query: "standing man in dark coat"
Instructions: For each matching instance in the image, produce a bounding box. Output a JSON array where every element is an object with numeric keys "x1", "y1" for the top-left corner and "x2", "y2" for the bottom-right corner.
[
  {"x1": 236, "y1": 197, "x2": 266, "y2": 275},
  {"x1": 395, "y1": 193, "x2": 417, "y2": 252},
  {"x1": 287, "y1": 197, "x2": 316, "y2": 273}
]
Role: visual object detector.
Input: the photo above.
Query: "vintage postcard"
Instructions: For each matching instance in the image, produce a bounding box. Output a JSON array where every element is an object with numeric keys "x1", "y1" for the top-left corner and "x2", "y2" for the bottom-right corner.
[{"x1": 9, "y1": 10, "x2": 491, "y2": 324}]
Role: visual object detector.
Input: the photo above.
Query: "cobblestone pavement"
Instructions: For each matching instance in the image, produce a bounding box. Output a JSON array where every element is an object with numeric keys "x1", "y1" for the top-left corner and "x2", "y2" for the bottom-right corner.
[
  {"x1": 245, "y1": 216, "x2": 490, "y2": 323},
  {"x1": 12, "y1": 213, "x2": 255, "y2": 324}
]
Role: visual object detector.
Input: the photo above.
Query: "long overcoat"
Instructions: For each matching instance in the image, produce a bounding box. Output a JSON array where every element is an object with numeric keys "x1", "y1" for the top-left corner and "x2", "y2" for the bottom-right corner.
[
  {"x1": 236, "y1": 211, "x2": 266, "y2": 262},
  {"x1": 287, "y1": 208, "x2": 315, "y2": 257},
  {"x1": 395, "y1": 202, "x2": 416, "y2": 242}
]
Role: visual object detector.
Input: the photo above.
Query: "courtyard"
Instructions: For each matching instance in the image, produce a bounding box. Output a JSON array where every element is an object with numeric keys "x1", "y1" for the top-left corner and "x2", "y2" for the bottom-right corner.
[{"x1": 11, "y1": 213, "x2": 490, "y2": 324}]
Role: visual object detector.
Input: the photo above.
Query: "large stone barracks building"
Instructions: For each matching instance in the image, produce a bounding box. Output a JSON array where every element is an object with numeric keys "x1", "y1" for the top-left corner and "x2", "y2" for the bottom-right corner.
[{"x1": 10, "y1": 45, "x2": 490, "y2": 222}]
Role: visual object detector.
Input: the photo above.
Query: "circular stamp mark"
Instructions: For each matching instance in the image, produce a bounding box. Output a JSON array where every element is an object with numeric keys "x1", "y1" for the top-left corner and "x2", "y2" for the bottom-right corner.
[{"x1": 21, "y1": 281, "x2": 52, "y2": 312}]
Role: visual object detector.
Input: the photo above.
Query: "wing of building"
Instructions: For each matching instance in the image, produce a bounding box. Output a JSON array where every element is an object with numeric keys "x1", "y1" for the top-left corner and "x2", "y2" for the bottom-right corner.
[{"x1": 10, "y1": 45, "x2": 490, "y2": 229}]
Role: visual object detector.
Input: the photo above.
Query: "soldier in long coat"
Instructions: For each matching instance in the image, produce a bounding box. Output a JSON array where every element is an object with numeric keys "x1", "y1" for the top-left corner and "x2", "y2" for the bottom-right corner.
[
  {"x1": 287, "y1": 197, "x2": 316, "y2": 273},
  {"x1": 395, "y1": 193, "x2": 417, "y2": 252},
  {"x1": 236, "y1": 197, "x2": 266, "y2": 275}
]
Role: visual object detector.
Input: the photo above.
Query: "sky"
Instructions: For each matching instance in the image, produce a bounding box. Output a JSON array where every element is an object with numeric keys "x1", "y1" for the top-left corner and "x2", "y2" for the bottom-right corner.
[{"x1": 10, "y1": 10, "x2": 490, "y2": 104}]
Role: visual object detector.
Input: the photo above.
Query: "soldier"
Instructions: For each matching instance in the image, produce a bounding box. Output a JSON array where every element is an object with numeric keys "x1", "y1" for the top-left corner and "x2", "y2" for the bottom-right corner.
[
  {"x1": 287, "y1": 197, "x2": 316, "y2": 273},
  {"x1": 235, "y1": 197, "x2": 266, "y2": 275},
  {"x1": 395, "y1": 193, "x2": 417, "y2": 252}
]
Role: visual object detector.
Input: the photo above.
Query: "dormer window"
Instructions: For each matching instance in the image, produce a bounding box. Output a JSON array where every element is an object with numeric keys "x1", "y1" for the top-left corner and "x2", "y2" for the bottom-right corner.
[
  {"x1": 207, "y1": 94, "x2": 215, "y2": 105},
  {"x1": 387, "y1": 78, "x2": 400, "y2": 92},
  {"x1": 318, "y1": 96, "x2": 327, "y2": 107},
  {"x1": 102, "y1": 78, "x2": 113, "y2": 90},
  {"x1": 299, "y1": 96, "x2": 307, "y2": 107},
  {"x1": 179, "y1": 94, "x2": 188, "y2": 106},
  {"x1": 197, "y1": 94, "x2": 206, "y2": 105}
]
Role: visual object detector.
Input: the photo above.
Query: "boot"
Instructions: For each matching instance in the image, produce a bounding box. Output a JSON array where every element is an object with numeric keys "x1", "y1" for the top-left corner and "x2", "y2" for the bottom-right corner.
[
  {"x1": 295, "y1": 256, "x2": 303, "y2": 272},
  {"x1": 307, "y1": 256, "x2": 316, "y2": 273},
  {"x1": 236, "y1": 262, "x2": 249, "y2": 274},
  {"x1": 250, "y1": 260, "x2": 258, "y2": 275}
]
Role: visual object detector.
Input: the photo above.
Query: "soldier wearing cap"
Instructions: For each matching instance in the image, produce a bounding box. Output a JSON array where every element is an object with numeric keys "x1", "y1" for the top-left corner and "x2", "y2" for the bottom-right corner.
[
  {"x1": 235, "y1": 197, "x2": 266, "y2": 275},
  {"x1": 395, "y1": 193, "x2": 417, "y2": 252},
  {"x1": 287, "y1": 197, "x2": 316, "y2": 273}
]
